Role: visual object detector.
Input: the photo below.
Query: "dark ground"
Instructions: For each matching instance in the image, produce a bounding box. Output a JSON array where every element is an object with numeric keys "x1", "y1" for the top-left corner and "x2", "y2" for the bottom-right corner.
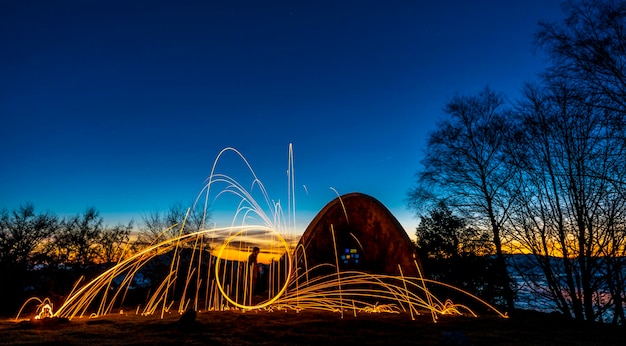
[{"x1": 0, "y1": 309, "x2": 623, "y2": 345}]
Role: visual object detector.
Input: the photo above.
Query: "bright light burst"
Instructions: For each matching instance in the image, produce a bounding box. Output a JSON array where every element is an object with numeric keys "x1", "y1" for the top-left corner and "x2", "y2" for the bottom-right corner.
[{"x1": 16, "y1": 145, "x2": 507, "y2": 323}]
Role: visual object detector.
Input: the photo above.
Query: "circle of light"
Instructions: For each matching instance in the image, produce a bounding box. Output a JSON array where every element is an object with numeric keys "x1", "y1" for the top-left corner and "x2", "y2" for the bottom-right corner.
[{"x1": 214, "y1": 227, "x2": 293, "y2": 310}]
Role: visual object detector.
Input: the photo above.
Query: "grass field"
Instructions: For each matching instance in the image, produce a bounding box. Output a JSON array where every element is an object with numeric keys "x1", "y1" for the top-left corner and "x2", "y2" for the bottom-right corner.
[{"x1": 1, "y1": 309, "x2": 623, "y2": 345}]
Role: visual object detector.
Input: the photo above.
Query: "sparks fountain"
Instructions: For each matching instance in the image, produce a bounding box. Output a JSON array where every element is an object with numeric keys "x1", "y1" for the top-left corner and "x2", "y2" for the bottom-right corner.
[{"x1": 16, "y1": 145, "x2": 507, "y2": 323}]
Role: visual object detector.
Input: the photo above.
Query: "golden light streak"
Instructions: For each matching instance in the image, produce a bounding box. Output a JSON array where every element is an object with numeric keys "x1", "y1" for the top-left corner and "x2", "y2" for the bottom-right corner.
[
  {"x1": 14, "y1": 144, "x2": 507, "y2": 326},
  {"x1": 331, "y1": 225, "x2": 344, "y2": 318},
  {"x1": 214, "y1": 227, "x2": 292, "y2": 310},
  {"x1": 398, "y1": 265, "x2": 416, "y2": 320},
  {"x1": 330, "y1": 187, "x2": 349, "y2": 224},
  {"x1": 415, "y1": 259, "x2": 437, "y2": 323}
]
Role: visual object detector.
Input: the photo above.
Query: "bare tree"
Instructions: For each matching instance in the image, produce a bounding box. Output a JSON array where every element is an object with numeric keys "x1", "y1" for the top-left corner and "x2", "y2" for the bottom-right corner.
[
  {"x1": 409, "y1": 87, "x2": 517, "y2": 310},
  {"x1": 98, "y1": 222, "x2": 134, "y2": 265},
  {"x1": 137, "y1": 202, "x2": 208, "y2": 246},
  {"x1": 0, "y1": 203, "x2": 59, "y2": 268},
  {"x1": 501, "y1": 0, "x2": 626, "y2": 324},
  {"x1": 511, "y1": 79, "x2": 626, "y2": 323},
  {"x1": 536, "y1": 0, "x2": 626, "y2": 113},
  {"x1": 53, "y1": 207, "x2": 104, "y2": 267},
  {"x1": 0, "y1": 203, "x2": 59, "y2": 313}
]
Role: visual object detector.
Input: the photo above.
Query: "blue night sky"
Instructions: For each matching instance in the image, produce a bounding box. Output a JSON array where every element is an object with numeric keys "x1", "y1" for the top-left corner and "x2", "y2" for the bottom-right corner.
[{"x1": 1, "y1": 1, "x2": 564, "y2": 235}]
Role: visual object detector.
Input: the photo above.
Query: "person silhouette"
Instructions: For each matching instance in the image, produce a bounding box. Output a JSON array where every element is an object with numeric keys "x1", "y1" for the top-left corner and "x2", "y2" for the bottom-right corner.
[{"x1": 247, "y1": 246, "x2": 260, "y2": 300}]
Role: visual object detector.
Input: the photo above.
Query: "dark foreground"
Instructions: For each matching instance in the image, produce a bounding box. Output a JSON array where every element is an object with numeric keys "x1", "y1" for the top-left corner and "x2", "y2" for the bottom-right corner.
[{"x1": 0, "y1": 309, "x2": 623, "y2": 345}]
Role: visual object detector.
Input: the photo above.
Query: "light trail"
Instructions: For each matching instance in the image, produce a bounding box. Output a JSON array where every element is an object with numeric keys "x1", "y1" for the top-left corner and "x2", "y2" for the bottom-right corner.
[{"x1": 14, "y1": 145, "x2": 507, "y2": 323}]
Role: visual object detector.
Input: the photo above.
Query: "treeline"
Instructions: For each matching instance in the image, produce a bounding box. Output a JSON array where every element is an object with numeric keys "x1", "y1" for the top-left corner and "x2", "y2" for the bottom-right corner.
[
  {"x1": 410, "y1": 0, "x2": 626, "y2": 325},
  {"x1": 0, "y1": 202, "x2": 207, "y2": 315}
]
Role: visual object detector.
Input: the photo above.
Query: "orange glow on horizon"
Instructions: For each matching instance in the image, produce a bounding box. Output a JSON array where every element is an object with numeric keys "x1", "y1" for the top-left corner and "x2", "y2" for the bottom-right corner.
[
  {"x1": 13, "y1": 145, "x2": 507, "y2": 323},
  {"x1": 215, "y1": 247, "x2": 285, "y2": 264}
]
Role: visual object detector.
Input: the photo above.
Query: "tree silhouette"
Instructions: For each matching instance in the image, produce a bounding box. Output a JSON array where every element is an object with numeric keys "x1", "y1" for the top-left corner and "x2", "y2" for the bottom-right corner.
[
  {"x1": 537, "y1": 0, "x2": 626, "y2": 113},
  {"x1": 415, "y1": 202, "x2": 496, "y2": 301},
  {"x1": 510, "y1": 77, "x2": 626, "y2": 323},
  {"x1": 493, "y1": 0, "x2": 626, "y2": 324},
  {"x1": 0, "y1": 203, "x2": 59, "y2": 313},
  {"x1": 138, "y1": 202, "x2": 208, "y2": 245},
  {"x1": 98, "y1": 222, "x2": 133, "y2": 265},
  {"x1": 409, "y1": 86, "x2": 517, "y2": 310},
  {"x1": 53, "y1": 207, "x2": 104, "y2": 267}
]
